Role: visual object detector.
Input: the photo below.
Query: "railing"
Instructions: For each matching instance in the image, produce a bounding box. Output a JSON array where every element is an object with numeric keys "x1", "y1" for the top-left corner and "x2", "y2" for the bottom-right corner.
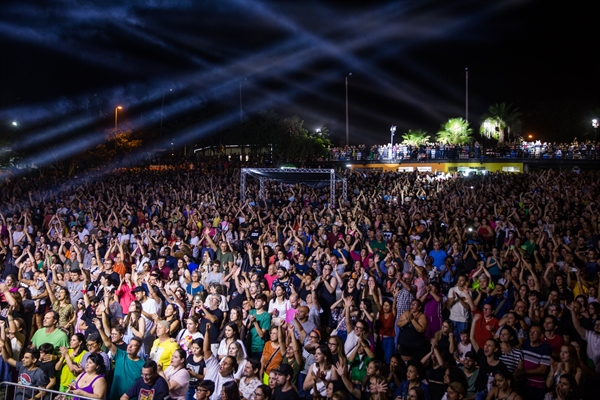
[
  {"x1": 0, "y1": 381, "x2": 99, "y2": 400},
  {"x1": 326, "y1": 148, "x2": 600, "y2": 162}
]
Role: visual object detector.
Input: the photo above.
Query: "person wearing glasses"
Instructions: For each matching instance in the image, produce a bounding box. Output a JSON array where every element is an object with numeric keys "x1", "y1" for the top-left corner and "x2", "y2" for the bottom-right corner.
[
  {"x1": 342, "y1": 294, "x2": 371, "y2": 355},
  {"x1": 195, "y1": 380, "x2": 216, "y2": 400},
  {"x1": 253, "y1": 384, "x2": 272, "y2": 400}
]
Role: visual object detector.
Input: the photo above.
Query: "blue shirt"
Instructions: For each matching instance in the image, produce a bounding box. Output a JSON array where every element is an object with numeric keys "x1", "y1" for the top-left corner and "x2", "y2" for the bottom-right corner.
[{"x1": 429, "y1": 249, "x2": 447, "y2": 268}]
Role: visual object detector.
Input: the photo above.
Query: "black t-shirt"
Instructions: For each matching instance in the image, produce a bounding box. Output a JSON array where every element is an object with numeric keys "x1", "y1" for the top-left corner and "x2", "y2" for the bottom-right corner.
[
  {"x1": 125, "y1": 375, "x2": 170, "y2": 400},
  {"x1": 199, "y1": 308, "x2": 224, "y2": 343},
  {"x1": 228, "y1": 290, "x2": 246, "y2": 311},
  {"x1": 475, "y1": 349, "x2": 509, "y2": 392},
  {"x1": 185, "y1": 355, "x2": 206, "y2": 389},
  {"x1": 272, "y1": 386, "x2": 300, "y2": 400},
  {"x1": 37, "y1": 360, "x2": 56, "y2": 381}
]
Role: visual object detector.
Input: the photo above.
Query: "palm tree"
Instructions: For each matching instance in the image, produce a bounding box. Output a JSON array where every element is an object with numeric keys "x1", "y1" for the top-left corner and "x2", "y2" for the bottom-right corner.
[
  {"x1": 401, "y1": 129, "x2": 430, "y2": 146},
  {"x1": 479, "y1": 103, "x2": 522, "y2": 143},
  {"x1": 436, "y1": 118, "x2": 472, "y2": 144}
]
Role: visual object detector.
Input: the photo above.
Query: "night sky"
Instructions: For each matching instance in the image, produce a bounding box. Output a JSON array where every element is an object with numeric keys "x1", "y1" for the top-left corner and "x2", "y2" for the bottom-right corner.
[{"x1": 1, "y1": 0, "x2": 598, "y2": 150}]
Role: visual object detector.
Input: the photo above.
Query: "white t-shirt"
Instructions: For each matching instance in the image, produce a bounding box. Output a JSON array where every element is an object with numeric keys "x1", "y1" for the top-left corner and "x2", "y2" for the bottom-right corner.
[
  {"x1": 585, "y1": 330, "x2": 600, "y2": 376},
  {"x1": 141, "y1": 297, "x2": 159, "y2": 335},
  {"x1": 447, "y1": 287, "x2": 470, "y2": 323},
  {"x1": 204, "y1": 354, "x2": 234, "y2": 400}
]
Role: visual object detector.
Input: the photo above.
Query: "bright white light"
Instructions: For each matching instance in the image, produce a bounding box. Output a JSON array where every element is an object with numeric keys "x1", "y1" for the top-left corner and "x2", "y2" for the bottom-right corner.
[
  {"x1": 11, "y1": 121, "x2": 18, "y2": 126},
  {"x1": 346, "y1": 164, "x2": 352, "y2": 168}
]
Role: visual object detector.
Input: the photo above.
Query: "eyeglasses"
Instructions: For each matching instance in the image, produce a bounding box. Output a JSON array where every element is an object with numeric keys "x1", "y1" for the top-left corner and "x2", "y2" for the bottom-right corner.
[
  {"x1": 355, "y1": 325, "x2": 364, "y2": 330},
  {"x1": 328, "y1": 342, "x2": 337, "y2": 346},
  {"x1": 253, "y1": 392, "x2": 263, "y2": 398},
  {"x1": 309, "y1": 335, "x2": 319, "y2": 339},
  {"x1": 196, "y1": 388, "x2": 209, "y2": 393}
]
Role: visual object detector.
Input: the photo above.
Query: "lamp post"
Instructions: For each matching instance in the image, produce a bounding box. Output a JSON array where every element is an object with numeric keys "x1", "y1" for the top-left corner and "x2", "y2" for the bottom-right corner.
[
  {"x1": 345, "y1": 72, "x2": 352, "y2": 147},
  {"x1": 114, "y1": 106, "x2": 122, "y2": 134},
  {"x1": 593, "y1": 119, "x2": 598, "y2": 142},
  {"x1": 390, "y1": 125, "x2": 396, "y2": 146}
]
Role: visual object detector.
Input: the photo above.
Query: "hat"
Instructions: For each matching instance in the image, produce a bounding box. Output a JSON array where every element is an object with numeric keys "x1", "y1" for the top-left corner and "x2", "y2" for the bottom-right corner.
[
  {"x1": 272, "y1": 363, "x2": 294, "y2": 377},
  {"x1": 132, "y1": 286, "x2": 146, "y2": 294}
]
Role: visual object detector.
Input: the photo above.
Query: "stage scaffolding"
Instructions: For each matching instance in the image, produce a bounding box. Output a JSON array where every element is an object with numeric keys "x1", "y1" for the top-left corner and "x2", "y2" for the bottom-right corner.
[{"x1": 240, "y1": 168, "x2": 347, "y2": 206}]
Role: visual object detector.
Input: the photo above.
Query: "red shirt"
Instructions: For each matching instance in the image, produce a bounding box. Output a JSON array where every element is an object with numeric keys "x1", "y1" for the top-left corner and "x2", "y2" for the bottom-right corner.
[
  {"x1": 474, "y1": 311, "x2": 499, "y2": 350},
  {"x1": 543, "y1": 333, "x2": 564, "y2": 354}
]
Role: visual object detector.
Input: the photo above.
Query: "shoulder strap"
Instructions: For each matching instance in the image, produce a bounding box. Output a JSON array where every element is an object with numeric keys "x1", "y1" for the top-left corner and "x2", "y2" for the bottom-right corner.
[{"x1": 264, "y1": 345, "x2": 281, "y2": 370}]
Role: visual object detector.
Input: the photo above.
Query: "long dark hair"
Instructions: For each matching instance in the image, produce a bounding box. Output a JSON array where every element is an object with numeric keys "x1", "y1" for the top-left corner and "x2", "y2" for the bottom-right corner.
[
  {"x1": 221, "y1": 381, "x2": 242, "y2": 400},
  {"x1": 72, "y1": 333, "x2": 86, "y2": 357}
]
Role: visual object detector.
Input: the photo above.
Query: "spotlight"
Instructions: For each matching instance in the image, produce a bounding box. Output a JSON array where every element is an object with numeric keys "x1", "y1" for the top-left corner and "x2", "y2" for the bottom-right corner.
[{"x1": 11, "y1": 121, "x2": 18, "y2": 127}]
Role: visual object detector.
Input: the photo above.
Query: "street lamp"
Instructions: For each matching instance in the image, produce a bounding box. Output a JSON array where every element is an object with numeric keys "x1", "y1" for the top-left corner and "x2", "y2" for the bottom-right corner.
[
  {"x1": 316, "y1": 128, "x2": 322, "y2": 136},
  {"x1": 593, "y1": 119, "x2": 598, "y2": 142},
  {"x1": 345, "y1": 72, "x2": 352, "y2": 147},
  {"x1": 115, "y1": 106, "x2": 122, "y2": 134},
  {"x1": 390, "y1": 125, "x2": 396, "y2": 146}
]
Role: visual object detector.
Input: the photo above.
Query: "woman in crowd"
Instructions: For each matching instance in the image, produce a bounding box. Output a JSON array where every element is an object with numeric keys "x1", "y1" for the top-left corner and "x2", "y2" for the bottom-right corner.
[
  {"x1": 163, "y1": 302, "x2": 182, "y2": 337},
  {"x1": 268, "y1": 284, "x2": 290, "y2": 322},
  {"x1": 225, "y1": 341, "x2": 248, "y2": 380},
  {"x1": 218, "y1": 322, "x2": 246, "y2": 360},
  {"x1": 397, "y1": 299, "x2": 429, "y2": 362},
  {"x1": 497, "y1": 325, "x2": 523, "y2": 374},
  {"x1": 546, "y1": 344, "x2": 583, "y2": 387},
  {"x1": 376, "y1": 298, "x2": 396, "y2": 363},
  {"x1": 221, "y1": 381, "x2": 242, "y2": 400},
  {"x1": 57, "y1": 333, "x2": 87, "y2": 392},
  {"x1": 45, "y1": 278, "x2": 75, "y2": 336},
  {"x1": 177, "y1": 315, "x2": 202, "y2": 355},
  {"x1": 253, "y1": 384, "x2": 272, "y2": 400},
  {"x1": 261, "y1": 326, "x2": 283, "y2": 379},
  {"x1": 67, "y1": 352, "x2": 107, "y2": 400},
  {"x1": 485, "y1": 369, "x2": 522, "y2": 400},
  {"x1": 186, "y1": 271, "x2": 204, "y2": 302},
  {"x1": 394, "y1": 361, "x2": 431, "y2": 400},
  {"x1": 123, "y1": 300, "x2": 146, "y2": 355},
  {"x1": 303, "y1": 344, "x2": 339, "y2": 398},
  {"x1": 158, "y1": 348, "x2": 190, "y2": 400}
]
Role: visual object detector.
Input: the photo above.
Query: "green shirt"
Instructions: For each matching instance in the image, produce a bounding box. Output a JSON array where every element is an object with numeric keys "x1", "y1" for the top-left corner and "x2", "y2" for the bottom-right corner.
[
  {"x1": 30, "y1": 327, "x2": 69, "y2": 355},
  {"x1": 110, "y1": 347, "x2": 145, "y2": 400},
  {"x1": 249, "y1": 309, "x2": 271, "y2": 352}
]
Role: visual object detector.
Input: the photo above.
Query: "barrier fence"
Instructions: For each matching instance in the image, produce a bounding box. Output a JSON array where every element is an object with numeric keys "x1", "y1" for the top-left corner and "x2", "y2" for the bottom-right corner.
[{"x1": 0, "y1": 381, "x2": 99, "y2": 400}]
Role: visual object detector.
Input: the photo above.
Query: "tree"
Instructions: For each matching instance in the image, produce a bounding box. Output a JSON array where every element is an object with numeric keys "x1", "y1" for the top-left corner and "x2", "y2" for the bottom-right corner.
[
  {"x1": 436, "y1": 118, "x2": 473, "y2": 144},
  {"x1": 479, "y1": 103, "x2": 522, "y2": 143},
  {"x1": 401, "y1": 129, "x2": 430, "y2": 146}
]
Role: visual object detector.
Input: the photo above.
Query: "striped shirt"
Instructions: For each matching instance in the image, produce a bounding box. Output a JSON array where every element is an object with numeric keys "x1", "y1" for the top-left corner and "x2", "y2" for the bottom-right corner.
[
  {"x1": 522, "y1": 341, "x2": 551, "y2": 388},
  {"x1": 499, "y1": 347, "x2": 523, "y2": 373}
]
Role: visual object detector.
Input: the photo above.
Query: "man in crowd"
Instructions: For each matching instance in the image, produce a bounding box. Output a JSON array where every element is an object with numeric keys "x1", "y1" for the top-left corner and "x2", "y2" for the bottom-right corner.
[
  {"x1": 120, "y1": 360, "x2": 169, "y2": 400},
  {"x1": 239, "y1": 358, "x2": 262, "y2": 400},
  {"x1": 29, "y1": 310, "x2": 69, "y2": 355},
  {"x1": 272, "y1": 363, "x2": 300, "y2": 400}
]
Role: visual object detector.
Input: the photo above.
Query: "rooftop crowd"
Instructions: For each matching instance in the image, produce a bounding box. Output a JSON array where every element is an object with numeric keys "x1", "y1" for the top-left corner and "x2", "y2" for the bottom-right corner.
[
  {"x1": 0, "y1": 158, "x2": 599, "y2": 400},
  {"x1": 326, "y1": 139, "x2": 599, "y2": 162}
]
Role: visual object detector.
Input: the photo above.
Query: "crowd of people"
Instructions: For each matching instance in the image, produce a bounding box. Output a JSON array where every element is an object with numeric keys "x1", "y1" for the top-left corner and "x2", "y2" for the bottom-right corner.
[
  {"x1": 0, "y1": 158, "x2": 599, "y2": 400},
  {"x1": 326, "y1": 140, "x2": 599, "y2": 162}
]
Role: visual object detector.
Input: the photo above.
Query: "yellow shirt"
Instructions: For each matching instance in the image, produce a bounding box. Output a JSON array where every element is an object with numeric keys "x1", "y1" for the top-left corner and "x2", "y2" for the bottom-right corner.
[
  {"x1": 149, "y1": 338, "x2": 180, "y2": 369},
  {"x1": 59, "y1": 349, "x2": 88, "y2": 389}
]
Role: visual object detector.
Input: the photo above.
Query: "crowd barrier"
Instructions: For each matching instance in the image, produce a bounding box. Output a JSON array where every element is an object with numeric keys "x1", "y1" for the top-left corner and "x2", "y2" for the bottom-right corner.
[{"x1": 0, "y1": 381, "x2": 99, "y2": 400}]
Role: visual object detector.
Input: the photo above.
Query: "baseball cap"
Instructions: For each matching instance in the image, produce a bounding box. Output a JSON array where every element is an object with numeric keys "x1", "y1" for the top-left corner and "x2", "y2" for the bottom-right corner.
[
  {"x1": 131, "y1": 286, "x2": 146, "y2": 294},
  {"x1": 272, "y1": 363, "x2": 294, "y2": 377}
]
